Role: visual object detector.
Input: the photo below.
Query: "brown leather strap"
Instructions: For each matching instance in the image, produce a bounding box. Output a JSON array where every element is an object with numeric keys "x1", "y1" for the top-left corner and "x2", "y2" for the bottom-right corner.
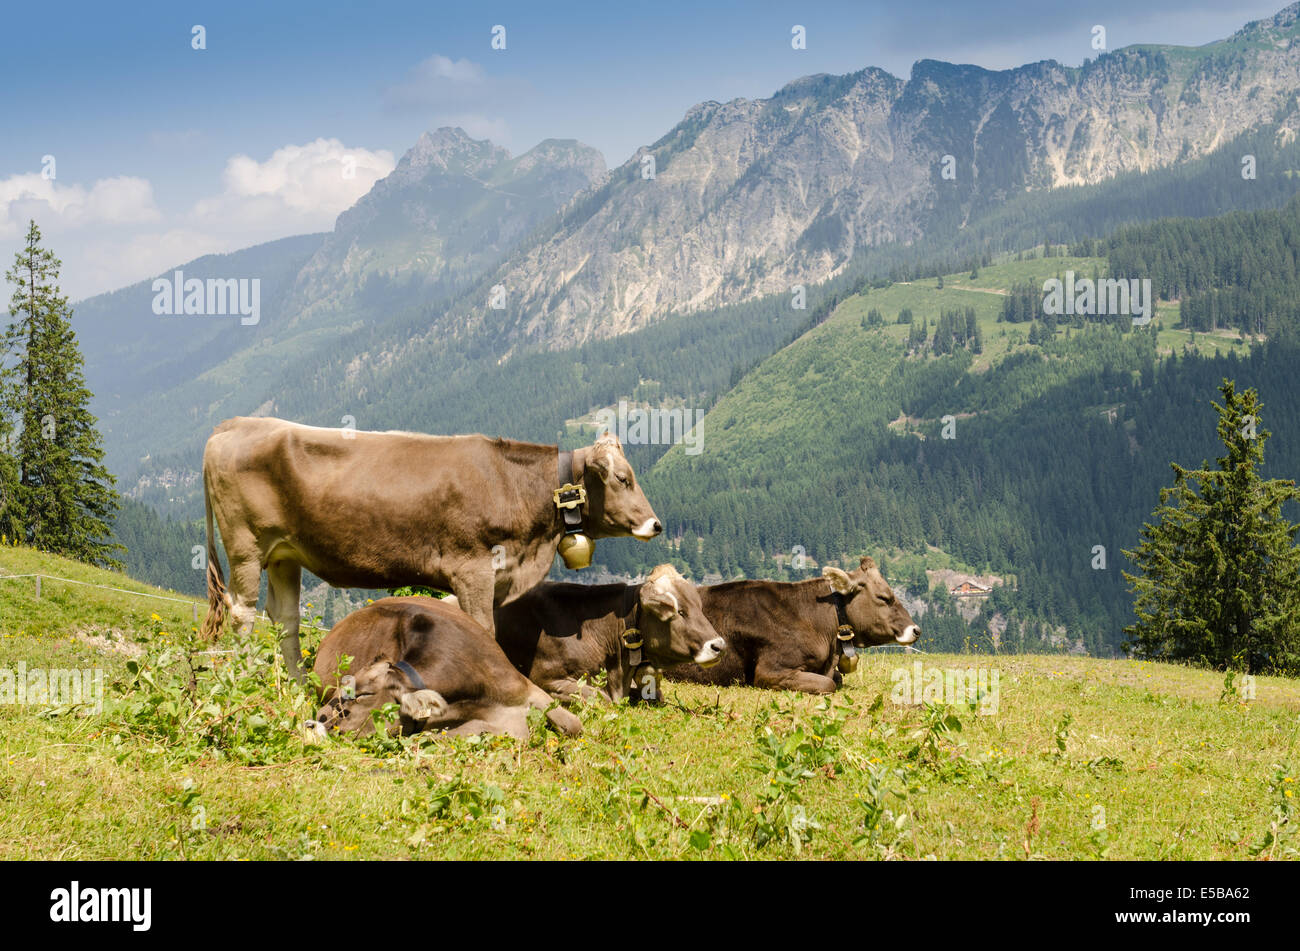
[
  {"x1": 555, "y1": 449, "x2": 585, "y2": 533},
  {"x1": 620, "y1": 584, "x2": 643, "y2": 668}
]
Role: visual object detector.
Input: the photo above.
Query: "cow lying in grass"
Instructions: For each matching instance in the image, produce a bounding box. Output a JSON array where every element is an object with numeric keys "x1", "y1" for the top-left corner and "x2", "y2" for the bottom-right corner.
[
  {"x1": 493, "y1": 564, "x2": 727, "y2": 703},
  {"x1": 665, "y1": 557, "x2": 920, "y2": 694},
  {"x1": 311, "y1": 596, "x2": 582, "y2": 740}
]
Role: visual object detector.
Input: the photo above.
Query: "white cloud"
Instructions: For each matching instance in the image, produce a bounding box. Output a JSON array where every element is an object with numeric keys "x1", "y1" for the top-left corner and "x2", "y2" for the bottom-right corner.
[
  {"x1": 0, "y1": 138, "x2": 395, "y2": 301},
  {"x1": 0, "y1": 173, "x2": 160, "y2": 239},
  {"x1": 382, "y1": 53, "x2": 529, "y2": 113},
  {"x1": 192, "y1": 138, "x2": 395, "y2": 231}
]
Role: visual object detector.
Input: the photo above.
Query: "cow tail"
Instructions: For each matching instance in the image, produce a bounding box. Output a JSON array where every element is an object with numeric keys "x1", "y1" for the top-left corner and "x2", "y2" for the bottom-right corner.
[{"x1": 200, "y1": 480, "x2": 228, "y2": 641}]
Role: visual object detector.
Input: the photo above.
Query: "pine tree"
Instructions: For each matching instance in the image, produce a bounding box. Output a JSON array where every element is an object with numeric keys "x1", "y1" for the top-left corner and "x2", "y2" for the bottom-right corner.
[
  {"x1": 0, "y1": 348, "x2": 16, "y2": 541},
  {"x1": 1122, "y1": 380, "x2": 1300, "y2": 674},
  {"x1": 1, "y1": 220, "x2": 121, "y2": 566}
]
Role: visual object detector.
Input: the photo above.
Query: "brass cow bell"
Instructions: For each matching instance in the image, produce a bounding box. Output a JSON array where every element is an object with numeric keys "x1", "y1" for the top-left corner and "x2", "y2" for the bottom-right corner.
[
  {"x1": 558, "y1": 532, "x2": 595, "y2": 570},
  {"x1": 838, "y1": 645, "x2": 859, "y2": 675}
]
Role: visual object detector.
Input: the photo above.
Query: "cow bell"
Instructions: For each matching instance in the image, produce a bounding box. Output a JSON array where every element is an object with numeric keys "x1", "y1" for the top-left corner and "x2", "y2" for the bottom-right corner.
[
  {"x1": 838, "y1": 645, "x2": 859, "y2": 675},
  {"x1": 558, "y1": 532, "x2": 595, "y2": 569}
]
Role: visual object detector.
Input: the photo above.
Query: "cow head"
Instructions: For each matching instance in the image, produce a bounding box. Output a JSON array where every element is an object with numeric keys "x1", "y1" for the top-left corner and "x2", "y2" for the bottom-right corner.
[
  {"x1": 822, "y1": 557, "x2": 920, "y2": 647},
  {"x1": 314, "y1": 662, "x2": 441, "y2": 736},
  {"x1": 637, "y1": 564, "x2": 726, "y2": 667},
  {"x1": 581, "y1": 434, "x2": 662, "y2": 541}
]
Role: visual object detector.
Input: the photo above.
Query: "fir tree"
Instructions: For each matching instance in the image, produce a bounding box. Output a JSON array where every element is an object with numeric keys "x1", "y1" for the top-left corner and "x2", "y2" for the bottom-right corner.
[
  {"x1": 1123, "y1": 380, "x2": 1300, "y2": 674},
  {"x1": 1, "y1": 220, "x2": 121, "y2": 566}
]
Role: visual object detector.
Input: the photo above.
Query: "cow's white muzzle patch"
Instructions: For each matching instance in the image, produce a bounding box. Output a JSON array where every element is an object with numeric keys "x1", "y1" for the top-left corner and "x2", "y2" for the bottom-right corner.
[
  {"x1": 896, "y1": 625, "x2": 919, "y2": 645},
  {"x1": 695, "y1": 637, "x2": 726, "y2": 667},
  {"x1": 632, "y1": 518, "x2": 660, "y2": 540}
]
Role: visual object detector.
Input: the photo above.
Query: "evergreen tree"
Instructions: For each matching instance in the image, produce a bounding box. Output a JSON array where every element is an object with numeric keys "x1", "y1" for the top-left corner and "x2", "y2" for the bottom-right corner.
[
  {"x1": 0, "y1": 383, "x2": 16, "y2": 541},
  {"x1": 1123, "y1": 380, "x2": 1300, "y2": 674},
  {"x1": 1, "y1": 221, "x2": 121, "y2": 566}
]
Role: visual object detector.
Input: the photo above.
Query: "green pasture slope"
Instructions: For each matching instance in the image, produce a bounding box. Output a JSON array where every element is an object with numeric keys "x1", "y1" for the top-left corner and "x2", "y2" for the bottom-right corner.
[{"x1": 1, "y1": 545, "x2": 1296, "y2": 860}]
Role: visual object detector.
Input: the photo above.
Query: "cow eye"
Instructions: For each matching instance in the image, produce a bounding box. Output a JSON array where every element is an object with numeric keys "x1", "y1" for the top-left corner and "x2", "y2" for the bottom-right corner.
[{"x1": 618, "y1": 475, "x2": 632, "y2": 487}]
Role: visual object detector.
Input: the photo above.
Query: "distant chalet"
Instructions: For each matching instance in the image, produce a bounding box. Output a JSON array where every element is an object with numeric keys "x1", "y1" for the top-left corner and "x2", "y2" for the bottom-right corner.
[{"x1": 950, "y1": 580, "x2": 992, "y2": 598}]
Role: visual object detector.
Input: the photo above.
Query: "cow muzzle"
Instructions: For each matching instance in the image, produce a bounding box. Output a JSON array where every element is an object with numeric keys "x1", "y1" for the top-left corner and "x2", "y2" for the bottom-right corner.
[
  {"x1": 631, "y1": 518, "x2": 663, "y2": 540},
  {"x1": 896, "y1": 624, "x2": 919, "y2": 645},
  {"x1": 694, "y1": 637, "x2": 726, "y2": 667}
]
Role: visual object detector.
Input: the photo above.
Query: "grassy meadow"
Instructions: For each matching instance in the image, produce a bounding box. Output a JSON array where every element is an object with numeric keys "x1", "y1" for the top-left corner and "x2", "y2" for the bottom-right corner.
[{"x1": 1, "y1": 545, "x2": 1296, "y2": 860}]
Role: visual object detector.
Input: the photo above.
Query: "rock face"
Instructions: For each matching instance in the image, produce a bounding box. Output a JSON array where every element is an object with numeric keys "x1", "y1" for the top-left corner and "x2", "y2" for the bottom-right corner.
[
  {"x1": 471, "y1": 4, "x2": 1300, "y2": 347},
  {"x1": 282, "y1": 127, "x2": 607, "y2": 330}
]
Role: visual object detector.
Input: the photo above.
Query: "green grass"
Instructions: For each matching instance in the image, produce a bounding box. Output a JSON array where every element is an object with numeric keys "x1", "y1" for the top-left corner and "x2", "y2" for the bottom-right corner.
[
  {"x1": 1, "y1": 543, "x2": 204, "y2": 643},
  {"x1": 1, "y1": 545, "x2": 1296, "y2": 859}
]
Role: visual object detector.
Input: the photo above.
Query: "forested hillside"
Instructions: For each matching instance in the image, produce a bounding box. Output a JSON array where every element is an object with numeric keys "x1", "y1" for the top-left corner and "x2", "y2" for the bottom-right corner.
[{"x1": 627, "y1": 199, "x2": 1300, "y2": 655}]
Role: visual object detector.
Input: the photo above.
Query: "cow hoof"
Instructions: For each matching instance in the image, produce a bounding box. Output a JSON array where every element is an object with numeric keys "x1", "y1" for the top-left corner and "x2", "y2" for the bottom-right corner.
[
  {"x1": 400, "y1": 688, "x2": 449, "y2": 722},
  {"x1": 546, "y1": 706, "x2": 584, "y2": 737}
]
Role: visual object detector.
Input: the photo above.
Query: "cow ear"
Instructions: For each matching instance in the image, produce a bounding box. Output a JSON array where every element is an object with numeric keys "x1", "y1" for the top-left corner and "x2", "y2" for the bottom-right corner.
[
  {"x1": 859, "y1": 556, "x2": 877, "y2": 572},
  {"x1": 354, "y1": 661, "x2": 394, "y2": 691},
  {"x1": 640, "y1": 581, "x2": 679, "y2": 622},
  {"x1": 823, "y1": 566, "x2": 856, "y2": 595},
  {"x1": 587, "y1": 448, "x2": 612, "y2": 476}
]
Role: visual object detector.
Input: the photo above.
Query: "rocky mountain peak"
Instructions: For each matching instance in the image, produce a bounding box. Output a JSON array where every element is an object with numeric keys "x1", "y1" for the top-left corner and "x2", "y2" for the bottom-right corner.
[{"x1": 397, "y1": 127, "x2": 511, "y2": 174}]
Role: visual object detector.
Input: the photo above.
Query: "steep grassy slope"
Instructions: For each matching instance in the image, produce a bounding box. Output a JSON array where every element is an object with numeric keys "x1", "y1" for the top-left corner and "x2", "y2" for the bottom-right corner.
[{"x1": 0, "y1": 547, "x2": 1295, "y2": 860}]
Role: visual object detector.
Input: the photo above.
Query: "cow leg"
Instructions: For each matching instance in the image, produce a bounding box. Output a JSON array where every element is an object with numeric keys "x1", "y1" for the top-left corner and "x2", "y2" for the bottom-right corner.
[
  {"x1": 540, "y1": 676, "x2": 607, "y2": 704},
  {"x1": 754, "y1": 663, "x2": 839, "y2": 695},
  {"x1": 448, "y1": 569, "x2": 497, "y2": 635},
  {"x1": 525, "y1": 683, "x2": 584, "y2": 735},
  {"x1": 227, "y1": 557, "x2": 262, "y2": 636},
  {"x1": 266, "y1": 559, "x2": 305, "y2": 681}
]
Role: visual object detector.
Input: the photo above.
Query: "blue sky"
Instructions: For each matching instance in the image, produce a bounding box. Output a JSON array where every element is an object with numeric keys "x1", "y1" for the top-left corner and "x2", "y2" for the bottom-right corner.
[{"x1": 1, "y1": 0, "x2": 1288, "y2": 299}]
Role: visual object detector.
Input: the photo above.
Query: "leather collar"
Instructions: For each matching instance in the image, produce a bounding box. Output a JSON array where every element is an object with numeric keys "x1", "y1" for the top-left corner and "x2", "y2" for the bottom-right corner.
[
  {"x1": 831, "y1": 591, "x2": 857, "y2": 660},
  {"x1": 555, "y1": 449, "x2": 586, "y2": 534},
  {"x1": 393, "y1": 660, "x2": 427, "y2": 691}
]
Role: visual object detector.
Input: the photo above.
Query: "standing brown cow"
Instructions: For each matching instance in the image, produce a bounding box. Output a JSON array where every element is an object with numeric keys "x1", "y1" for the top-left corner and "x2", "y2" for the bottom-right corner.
[
  {"x1": 666, "y1": 557, "x2": 920, "y2": 694},
  {"x1": 201, "y1": 417, "x2": 661, "y2": 678}
]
